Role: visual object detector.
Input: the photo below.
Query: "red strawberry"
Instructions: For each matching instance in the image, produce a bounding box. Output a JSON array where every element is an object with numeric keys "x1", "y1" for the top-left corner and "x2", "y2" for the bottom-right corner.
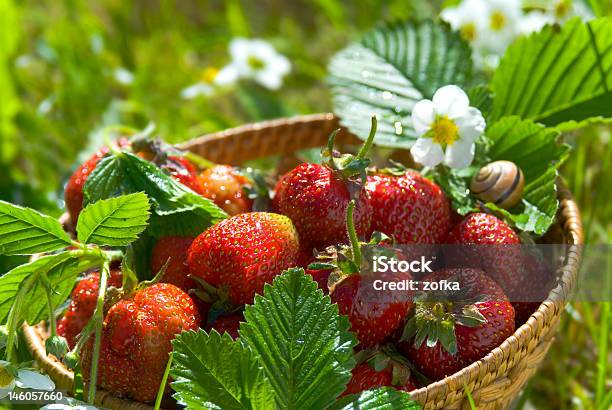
[
  {"x1": 365, "y1": 170, "x2": 450, "y2": 244},
  {"x1": 199, "y1": 165, "x2": 253, "y2": 215},
  {"x1": 207, "y1": 313, "x2": 243, "y2": 339},
  {"x1": 81, "y1": 283, "x2": 200, "y2": 403},
  {"x1": 444, "y1": 213, "x2": 521, "y2": 295},
  {"x1": 512, "y1": 252, "x2": 554, "y2": 325},
  {"x1": 305, "y1": 262, "x2": 333, "y2": 295},
  {"x1": 328, "y1": 201, "x2": 414, "y2": 348},
  {"x1": 343, "y1": 362, "x2": 418, "y2": 396},
  {"x1": 162, "y1": 156, "x2": 205, "y2": 195},
  {"x1": 272, "y1": 123, "x2": 378, "y2": 249},
  {"x1": 151, "y1": 236, "x2": 196, "y2": 291},
  {"x1": 399, "y1": 268, "x2": 515, "y2": 381},
  {"x1": 187, "y1": 212, "x2": 300, "y2": 305},
  {"x1": 273, "y1": 163, "x2": 371, "y2": 248},
  {"x1": 57, "y1": 269, "x2": 122, "y2": 348}
]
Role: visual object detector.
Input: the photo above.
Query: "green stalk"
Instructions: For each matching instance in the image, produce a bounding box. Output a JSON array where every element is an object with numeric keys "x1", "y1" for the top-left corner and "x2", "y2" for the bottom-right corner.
[
  {"x1": 87, "y1": 258, "x2": 110, "y2": 404},
  {"x1": 595, "y1": 255, "x2": 611, "y2": 406},
  {"x1": 346, "y1": 200, "x2": 361, "y2": 268},
  {"x1": 41, "y1": 272, "x2": 56, "y2": 337},
  {"x1": 356, "y1": 115, "x2": 377, "y2": 159},
  {"x1": 154, "y1": 353, "x2": 173, "y2": 410}
]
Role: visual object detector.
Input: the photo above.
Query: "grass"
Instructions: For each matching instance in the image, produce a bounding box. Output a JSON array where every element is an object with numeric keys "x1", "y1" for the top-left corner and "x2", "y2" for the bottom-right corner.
[{"x1": 0, "y1": 1, "x2": 610, "y2": 409}]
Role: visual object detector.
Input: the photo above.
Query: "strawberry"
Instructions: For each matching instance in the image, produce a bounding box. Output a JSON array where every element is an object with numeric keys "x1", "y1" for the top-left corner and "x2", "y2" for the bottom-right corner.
[
  {"x1": 272, "y1": 122, "x2": 378, "y2": 249},
  {"x1": 57, "y1": 269, "x2": 122, "y2": 348},
  {"x1": 399, "y1": 268, "x2": 515, "y2": 381},
  {"x1": 81, "y1": 283, "x2": 200, "y2": 403},
  {"x1": 64, "y1": 139, "x2": 128, "y2": 223},
  {"x1": 444, "y1": 213, "x2": 522, "y2": 296},
  {"x1": 187, "y1": 212, "x2": 300, "y2": 305},
  {"x1": 365, "y1": 170, "x2": 450, "y2": 244},
  {"x1": 151, "y1": 236, "x2": 196, "y2": 291},
  {"x1": 162, "y1": 156, "x2": 205, "y2": 195},
  {"x1": 207, "y1": 312, "x2": 243, "y2": 339},
  {"x1": 343, "y1": 362, "x2": 418, "y2": 396},
  {"x1": 328, "y1": 202, "x2": 414, "y2": 348},
  {"x1": 511, "y1": 252, "x2": 554, "y2": 325},
  {"x1": 199, "y1": 165, "x2": 253, "y2": 215},
  {"x1": 305, "y1": 262, "x2": 333, "y2": 295}
]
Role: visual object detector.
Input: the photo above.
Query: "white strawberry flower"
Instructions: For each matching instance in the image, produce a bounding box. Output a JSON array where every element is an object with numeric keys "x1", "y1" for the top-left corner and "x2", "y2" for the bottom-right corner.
[
  {"x1": 181, "y1": 67, "x2": 220, "y2": 99},
  {"x1": 478, "y1": 0, "x2": 522, "y2": 54},
  {"x1": 410, "y1": 85, "x2": 485, "y2": 169},
  {"x1": 215, "y1": 38, "x2": 290, "y2": 90},
  {"x1": 440, "y1": 0, "x2": 489, "y2": 44},
  {"x1": 549, "y1": 0, "x2": 594, "y2": 23},
  {"x1": 0, "y1": 361, "x2": 55, "y2": 399},
  {"x1": 518, "y1": 11, "x2": 554, "y2": 35}
]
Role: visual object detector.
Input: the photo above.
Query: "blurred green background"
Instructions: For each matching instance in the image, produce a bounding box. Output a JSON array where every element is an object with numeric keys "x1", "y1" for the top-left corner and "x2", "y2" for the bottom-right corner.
[{"x1": 0, "y1": 1, "x2": 610, "y2": 409}]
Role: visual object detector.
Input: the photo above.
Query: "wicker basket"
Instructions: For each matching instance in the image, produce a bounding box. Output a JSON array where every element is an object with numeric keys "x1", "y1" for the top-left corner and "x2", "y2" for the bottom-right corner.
[{"x1": 24, "y1": 113, "x2": 583, "y2": 410}]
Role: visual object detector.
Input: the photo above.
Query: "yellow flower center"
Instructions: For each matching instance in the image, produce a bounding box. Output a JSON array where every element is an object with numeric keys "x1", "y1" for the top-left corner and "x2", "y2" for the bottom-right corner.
[
  {"x1": 0, "y1": 366, "x2": 14, "y2": 388},
  {"x1": 200, "y1": 67, "x2": 219, "y2": 84},
  {"x1": 247, "y1": 56, "x2": 265, "y2": 70},
  {"x1": 490, "y1": 11, "x2": 506, "y2": 31},
  {"x1": 555, "y1": 0, "x2": 570, "y2": 18},
  {"x1": 430, "y1": 116, "x2": 459, "y2": 146},
  {"x1": 460, "y1": 23, "x2": 476, "y2": 42}
]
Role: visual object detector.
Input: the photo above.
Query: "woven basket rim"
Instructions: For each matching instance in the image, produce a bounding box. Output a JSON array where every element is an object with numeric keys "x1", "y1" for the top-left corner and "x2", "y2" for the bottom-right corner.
[{"x1": 23, "y1": 113, "x2": 584, "y2": 409}]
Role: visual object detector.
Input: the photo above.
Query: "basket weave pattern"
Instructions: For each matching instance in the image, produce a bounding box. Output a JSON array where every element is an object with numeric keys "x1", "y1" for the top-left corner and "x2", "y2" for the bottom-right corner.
[{"x1": 24, "y1": 113, "x2": 583, "y2": 410}]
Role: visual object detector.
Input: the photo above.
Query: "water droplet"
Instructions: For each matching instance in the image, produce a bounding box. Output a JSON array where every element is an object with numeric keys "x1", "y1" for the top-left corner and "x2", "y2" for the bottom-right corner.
[
  {"x1": 361, "y1": 70, "x2": 371, "y2": 78},
  {"x1": 382, "y1": 91, "x2": 393, "y2": 100}
]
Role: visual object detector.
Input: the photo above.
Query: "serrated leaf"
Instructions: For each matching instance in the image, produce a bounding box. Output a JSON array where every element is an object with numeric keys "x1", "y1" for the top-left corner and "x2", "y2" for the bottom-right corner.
[
  {"x1": 0, "y1": 201, "x2": 71, "y2": 255},
  {"x1": 329, "y1": 387, "x2": 421, "y2": 410},
  {"x1": 76, "y1": 192, "x2": 150, "y2": 246},
  {"x1": 484, "y1": 117, "x2": 570, "y2": 234},
  {"x1": 83, "y1": 152, "x2": 227, "y2": 233},
  {"x1": 328, "y1": 20, "x2": 474, "y2": 148},
  {"x1": 240, "y1": 268, "x2": 357, "y2": 410},
  {"x1": 170, "y1": 330, "x2": 275, "y2": 410},
  {"x1": 490, "y1": 17, "x2": 612, "y2": 128}
]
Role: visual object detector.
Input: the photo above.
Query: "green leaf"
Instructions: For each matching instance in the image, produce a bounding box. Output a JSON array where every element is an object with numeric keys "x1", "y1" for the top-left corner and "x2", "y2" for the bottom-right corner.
[
  {"x1": 76, "y1": 192, "x2": 150, "y2": 246},
  {"x1": 430, "y1": 168, "x2": 477, "y2": 215},
  {"x1": 328, "y1": 20, "x2": 474, "y2": 148},
  {"x1": 490, "y1": 17, "x2": 612, "y2": 129},
  {"x1": 0, "y1": 201, "x2": 72, "y2": 255},
  {"x1": 83, "y1": 152, "x2": 227, "y2": 233},
  {"x1": 0, "y1": 252, "x2": 102, "y2": 325},
  {"x1": 484, "y1": 117, "x2": 570, "y2": 234},
  {"x1": 240, "y1": 268, "x2": 357, "y2": 410},
  {"x1": 170, "y1": 330, "x2": 275, "y2": 410},
  {"x1": 329, "y1": 388, "x2": 421, "y2": 410}
]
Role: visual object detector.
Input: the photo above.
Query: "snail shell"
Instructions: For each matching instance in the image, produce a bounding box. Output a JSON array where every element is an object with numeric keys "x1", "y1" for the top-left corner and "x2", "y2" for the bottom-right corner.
[{"x1": 470, "y1": 160, "x2": 524, "y2": 209}]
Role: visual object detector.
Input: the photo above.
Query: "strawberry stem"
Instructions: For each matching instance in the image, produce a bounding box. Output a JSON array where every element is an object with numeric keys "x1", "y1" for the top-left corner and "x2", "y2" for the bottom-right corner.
[
  {"x1": 87, "y1": 258, "x2": 110, "y2": 404},
  {"x1": 356, "y1": 115, "x2": 377, "y2": 160},
  {"x1": 154, "y1": 352, "x2": 173, "y2": 410},
  {"x1": 346, "y1": 200, "x2": 362, "y2": 268},
  {"x1": 41, "y1": 272, "x2": 56, "y2": 337}
]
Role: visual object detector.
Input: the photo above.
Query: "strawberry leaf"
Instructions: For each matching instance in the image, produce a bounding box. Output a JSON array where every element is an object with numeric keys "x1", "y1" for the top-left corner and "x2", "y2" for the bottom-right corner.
[
  {"x1": 329, "y1": 387, "x2": 420, "y2": 409},
  {"x1": 484, "y1": 117, "x2": 570, "y2": 235},
  {"x1": 240, "y1": 268, "x2": 357, "y2": 409},
  {"x1": 328, "y1": 20, "x2": 474, "y2": 148},
  {"x1": 170, "y1": 330, "x2": 275, "y2": 410},
  {"x1": 83, "y1": 151, "x2": 227, "y2": 233},
  {"x1": 0, "y1": 201, "x2": 72, "y2": 255},
  {"x1": 490, "y1": 17, "x2": 612, "y2": 129},
  {"x1": 76, "y1": 192, "x2": 150, "y2": 247}
]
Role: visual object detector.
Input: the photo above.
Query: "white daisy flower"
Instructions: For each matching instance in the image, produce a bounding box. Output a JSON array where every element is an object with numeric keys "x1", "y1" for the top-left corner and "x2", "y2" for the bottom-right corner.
[
  {"x1": 215, "y1": 38, "x2": 290, "y2": 90},
  {"x1": 41, "y1": 398, "x2": 99, "y2": 410},
  {"x1": 410, "y1": 85, "x2": 486, "y2": 169},
  {"x1": 181, "y1": 67, "x2": 220, "y2": 99},
  {"x1": 0, "y1": 362, "x2": 55, "y2": 399}
]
